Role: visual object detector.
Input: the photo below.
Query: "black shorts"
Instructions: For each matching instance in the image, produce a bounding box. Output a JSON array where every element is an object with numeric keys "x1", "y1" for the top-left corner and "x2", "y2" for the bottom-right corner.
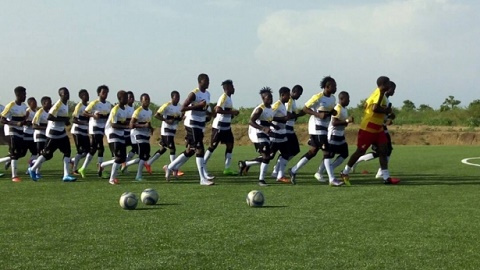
[
  {"x1": 185, "y1": 127, "x2": 204, "y2": 150},
  {"x1": 109, "y1": 142, "x2": 126, "y2": 162},
  {"x1": 43, "y1": 136, "x2": 71, "y2": 160},
  {"x1": 36, "y1": 142, "x2": 46, "y2": 155},
  {"x1": 8, "y1": 135, "x2": 26, "y2": 159},
  {"x1": 160, "y1": 135, "x2": 175, "y2": 149},
  {"x1": 330, "y1": 143, "x2": 349, "y2": 158},
  {"x1": 125, "y1": 134, "x2": 132, "y2": 147},
  {"x1": 211, "y1": 128, "x2": 234, "y2": 145},
  {"x1": 254, "y1": 142, "x2": 271, "y2": 154},
  {"x1": 25, "y1": 139, "x2": 37, "y2": 155},
  {"x1": 136, "y1": 143, "x2": 151, "y2": 161},
  {"x1": 308, "y1": 135, "x2": 330, "y2": 151},
  {"x1": 270, "y1": 141, "x2": 289, "y2": 159},
  {"x1": 73, "y1": 134, "x2": 90, "y2": 155},
  {"x1": 286, "y1": 133, "x2": 300, "y2": 157}
]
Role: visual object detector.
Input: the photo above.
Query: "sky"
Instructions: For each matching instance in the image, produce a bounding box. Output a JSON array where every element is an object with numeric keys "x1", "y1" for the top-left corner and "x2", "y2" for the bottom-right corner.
[{"x1": 0, "y1": 0, "x2": 479, "y2": 109}]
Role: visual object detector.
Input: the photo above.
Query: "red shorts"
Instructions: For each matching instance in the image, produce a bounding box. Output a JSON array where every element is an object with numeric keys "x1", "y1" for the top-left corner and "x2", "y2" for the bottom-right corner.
[{"x1": 356, "y1": 129, "x2": 388, "y2": 151}]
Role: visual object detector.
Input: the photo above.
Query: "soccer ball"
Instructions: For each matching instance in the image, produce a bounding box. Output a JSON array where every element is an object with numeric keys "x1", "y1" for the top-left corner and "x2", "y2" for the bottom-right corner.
[
  {"x1": 246, "y1": 190, "x2": 265, "y2": 207},
  {"x1": 141, "y1": 188, "x2": 159, "y2": 205},
  {"x1": 119, "y1": 192, "x2": 138, "y2": 210}
]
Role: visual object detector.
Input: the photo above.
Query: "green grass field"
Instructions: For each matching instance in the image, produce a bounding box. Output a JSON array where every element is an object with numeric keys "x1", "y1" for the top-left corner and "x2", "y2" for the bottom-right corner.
[{"x1": 1, "y1": 145, "x2": 480, "y2": 269}]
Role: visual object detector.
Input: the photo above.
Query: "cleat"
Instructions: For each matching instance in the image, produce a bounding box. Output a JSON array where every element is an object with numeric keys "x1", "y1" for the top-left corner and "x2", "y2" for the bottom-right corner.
[
  {"x1": 375, "y1": 169, "x2": 383, "y2": 179},
  {"x1": 73, "y1": 170, "x2": 80, "y2": 176},
  {"x1": 28, "y1": 168, "x2": 38, "y2": 181},
  {"x1": 314, "y1": 172, "x2": 327, "y2": 183},
  {"x1": 288, "y1": 168, "x2": 297, "y2": 185},
  {"x1": 164, "y1": 165, "x2": 172, "y2": 182},
  {"x1": 97, "y1": 167, "x2": 104, "y2": 178},
  {"x1": 36, "y1": 173, "x2": 42, "y2": 179},
  {"x1": 205, "y1": 174, "x2": 216, "y2": 180},
  {"x1": 62, "y1": 175, "x2": 77, "y2": 182},
  {"x1": 276, "y1": 177, "x2": 290, "y2": 183},
  {"x1": 223, "y1": 168, "x2": 238, "y2": 176},
  {"x1": 144, "y1": 163, "x2": 152, "y2": 175},
  {"x1": 175, "y1": 170, "x2": 184, "y2": 177},
  {"x1": 329, "y1": 178, "x2": 345, "y2": 187},
  {"x1": 78, "y1": 168, "x2": 86, "y2": 179},
  {"x1": 12, "y1": 177, "x2": 21, "y2": 182},
  {"x1": 258, "y1": 180, "x2": 268, "y2": 187},
  {"x1": 238, "y1": 161, "x2": 249, "y2": 176},
  {"x1": 135, "y1": 176, "x2": 143, "y2": 181},
  {"x1": 109, "y1": 178, "x2": 119, "y2": 185},
  {"x1": 200, "y1": 180, "x2": 215, "y2": 186},
  {"x1": 384, "y1": 177, "x2": 400, "y2": 185},
  {"x1": 340, "y1": 172, "x2": 350, "y2": 186}
]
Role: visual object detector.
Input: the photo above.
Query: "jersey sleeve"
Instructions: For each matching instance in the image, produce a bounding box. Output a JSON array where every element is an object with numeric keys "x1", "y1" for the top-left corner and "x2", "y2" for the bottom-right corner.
[
  {"x1": 216, "y1": 94, "x2": 227, "y2": 109},
  {"x1": 84, "y1": 100, "x2": 97, "y2": 113},
  {"x1": 48, "y1": 101, "x2": 62, "y2": 117},
  {"x1": 110, "y1": 105, "x2": 119, "y2": 123},
  {"x1": 72, "y1": 102, "x2": 83, "y2": 118},
  {"x1": 157, "y1": 102, "x2": 169, "y2": 115},
  {"x1": 132, "y1": 107, "x2": 142, "y2": 119},
  {"x1": 32, "y1": 109, "x2": 43, "y2": 125},
  {"x1": 305, "y1": 93, "x2": 322, "y2": 109},
  {"x1": 1, "y1": 102, "x2": 14, "y2": 118},
  {"x1": 332, "y1": 104, "x2": 343, "y2": 119}
]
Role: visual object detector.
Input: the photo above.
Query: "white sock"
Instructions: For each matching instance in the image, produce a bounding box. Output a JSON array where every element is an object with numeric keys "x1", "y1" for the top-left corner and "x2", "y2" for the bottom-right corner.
[
  {"x1": 29, "y1": 155, "x2": 37, "y2": 166},
  {"x1": 272, "y1": 159, "x2": 279, "y2": 175},
  {"x1": 11, "y1": 159, "x2": 18, "y2": 178},
  {"x1": 317, "y1": 161, "x2": 325, "y2": 174},
  {"x1": 111, "y1": 163, "x2": 120, "y2": 180},
  {"x1": 204, "y1": 150, "x2": 212, "y2": 163},
  {"x1": 342, "y1": 165, "x2": 352, "y2": 175},
  {"x1": 277, "y1": 157, "x2": 287, "y2": 179},
  {"x1": 225, "y1": 153, "x2": 232, "y2": 169},
  {"x1": 31, "y1": 156, "x2": 46, "y2": 171},
  {"x1": 137, "y1": 160, "x2": 144, "y2": 179},
  {"x1": 292, "y1": 157, "x2": 309, "y2": 174},
  {"x1": 0, "y1": 156, "x2": 11, "y2": 163},
  {"x1": 125, "y1": 158, "x2": 139, "y2": 167},
  {"x1": 101, "y1": 159, "x2": 115, "y2": 168},
  {"x1": 73, "y1": 153, "x2": 83, "y2": 171},
  {"x1": 63, "y1": 157, "x2": 71, "y2": 177},
  {"x1": 259, "y1": 162, "x2": 269, "y2": 181},
  {"x1": 35, "y1": 163, "x2": 42, "y2": 174},
  {"x1": 245, "y1": 160, "x2": 261, "y2": 167},
  {"x1": 147, "y1": 152, "x2": 161, "y2": 166},
  {"x1": 382, "y1": 169, "x2": 390, "y2": 180},
  {"x1": 324, "y1": 158, "x2": 335, "y2": 182},
  {"x1": 97, "y1": 156, "x2": 104, "y2": 165},
  {"x1": 168, "y1": 153, "x2": 189, "y2": 171},
  {"x1": 356, "y1": 153, "x2": 375, "y2": 163},
  {"x1": 331, "y1": 156, "x2": 345, "y2": 170},
  {"x1": 126, "y1": 151, "x2": 135, "y2": 162},
  {"x1": 169, "y1": 154, "x2": 176, "y2": 163},
  {"x1": 196, "y1": 157, "x2": 207, "y2": 180},
  {"x1": 81, "y1": 153, "x2": 94, "y2": 170}
]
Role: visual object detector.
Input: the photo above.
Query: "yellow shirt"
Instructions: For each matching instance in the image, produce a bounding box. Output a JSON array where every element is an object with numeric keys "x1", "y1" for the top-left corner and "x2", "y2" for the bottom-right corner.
[{"x1": 359, "y1": 88, "x2": 388, "y2": 133}]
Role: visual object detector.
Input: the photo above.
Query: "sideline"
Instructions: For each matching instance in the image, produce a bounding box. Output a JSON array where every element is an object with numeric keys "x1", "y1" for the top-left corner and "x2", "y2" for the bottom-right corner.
[{"x1": 461, "y1": 157, "x2": 480, "y2": 167}]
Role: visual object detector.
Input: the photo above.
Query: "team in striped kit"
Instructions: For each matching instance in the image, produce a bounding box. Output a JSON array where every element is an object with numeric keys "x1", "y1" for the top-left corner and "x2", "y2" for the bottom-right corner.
[{"x1": 0, "y1": 74, "x2": 399, "y2": 186}]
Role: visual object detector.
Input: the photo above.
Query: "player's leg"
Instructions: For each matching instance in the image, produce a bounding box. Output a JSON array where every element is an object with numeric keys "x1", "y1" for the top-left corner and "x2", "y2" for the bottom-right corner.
[
  {"x1": 109, "y1": 142, "x2": 126, "y2": 185},
  {"x1": 10, "y1": 136, "x2": 24, "y2": 181},
  {"x1": 79, "y1": 134, "x2": 97, "y2": 174},
  {"x1": 203, "y1": 128, "x2": 219, "y2": 164},
  {"x1": 275, "y1": 142, "x2": 290, "y2": 183},
  {"x1": 136, "y1": 142, "x2": 150, "y2": 181},
  {"x1": 58, "y1": 136, "x2": 75, "y2": 181},
  {"x1": 258, "y1": 143, "x2": 271, "y2": 187},
  {"x1": 289, "y1": 136, "x2": 321, "y2": 184}
]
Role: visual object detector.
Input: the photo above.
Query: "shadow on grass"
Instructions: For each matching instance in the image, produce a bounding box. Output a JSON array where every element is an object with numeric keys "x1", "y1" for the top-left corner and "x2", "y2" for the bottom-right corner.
[{"x1": 259, "y1": 205, "x2": 288, "y2": 208}]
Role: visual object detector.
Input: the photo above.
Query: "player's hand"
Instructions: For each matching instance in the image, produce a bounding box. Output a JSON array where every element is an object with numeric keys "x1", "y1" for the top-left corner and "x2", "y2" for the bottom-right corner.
[
  {"x1": 232, "y1": 110, "x2": 240, "y2": 116},
  {"x1": 198, "y1": 100, "x2": 207, "y2": 109},
  {"x1": 93, "y1": 112, "x2": 100, "y2": 120},
  {"x1": 316, "y1": 112, "x2": 326, "y2": 119},
  {"x1": 347, "y1": 116, "x2": 354, "y2": 124},
  {"x1": 262, "y1": 127, "x2": 270, "y2": 134},
  {"x1": 166, "y1": 119, "x2": 174, "y2": 125},
  {"x1": 388, "y1": 112, "x2": 396, "y2": 120},
  {"x1": 331, "y1": 109, "x2": 338, "y2": 116},
  {"x1": 16, "y1": 121, "x2": 23, "y2": 127}
]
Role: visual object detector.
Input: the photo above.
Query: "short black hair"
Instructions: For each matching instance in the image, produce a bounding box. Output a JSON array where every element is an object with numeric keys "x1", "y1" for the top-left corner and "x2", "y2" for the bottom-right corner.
[
  {"x1": 27, "y1": 97, "x2": 36, "y2": 104},
  {"x1": 14, "y1": 86, "x2": 26, "y2": 95},
  {"x1": 338, "y1": 91, "x2": 349, "y2": 99},
  {"x1": 97, "y1": 85, "x2": 109, "y2": 95},
  {"x1": 259, "y1": 86, "x2": 272, "y2": 96},
  {"x1": 292, "y1": 85, "x2": 303, "y2": 93},
  {"x1": 221, "y1": 80, "x2": 233, "y2": 86},
  {"x1": 377, "y1": 76, "x2": 390, "y2": 87},
  {"x1": 171, "y1": 91, "x2": 180, "y2": 98},
  {"x1": 389, "y1": 81, "x2": 396, "y2": 89},
  {"x1": 198, "y1": 73, "x2": 209, "y2": 83},
  {"x1": 140, "y1": 93, "x2": 150, "y2": 100},
  {"x1": 79, "y1": 89, "x2": 88, "y2": 97},
  {"x1": 127, "y1": 91, "x2": 134, "y2": 98},
  {"x1": 58, "y1": 87, "x2": 69, "y2": 95},
  {"x1": 117, "y1": 90, "x2": 127, "y2": 100},
  {"x1": 41, "y1": 96, "x2": 51, "y2": 104},
  {"x1": 320, "y1": 76, "x2": 335, "y2": 89},
  {"x1": 279, "y1": 87, "x2": 290, "y2": 96}
]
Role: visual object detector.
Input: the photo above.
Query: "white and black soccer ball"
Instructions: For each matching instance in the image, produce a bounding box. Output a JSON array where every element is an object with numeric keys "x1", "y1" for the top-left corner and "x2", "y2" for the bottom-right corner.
[
  {"x1": 246, "y1": 190, "x2": 265, "y2": 207},
  {"x1": 119, "y1": 192, "x2": 138, "y2": 210},
  {"x1": 141, "y1": 188, "x2": 159, "y2": 205}
]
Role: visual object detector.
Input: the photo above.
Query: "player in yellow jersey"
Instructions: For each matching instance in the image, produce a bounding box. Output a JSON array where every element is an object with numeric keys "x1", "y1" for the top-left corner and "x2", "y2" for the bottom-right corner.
[{"x1": 340, "y1": 76, "x2": 400, "y2": 185}]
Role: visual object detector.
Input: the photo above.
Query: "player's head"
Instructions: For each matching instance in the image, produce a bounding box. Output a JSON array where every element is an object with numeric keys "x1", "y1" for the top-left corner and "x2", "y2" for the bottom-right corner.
[
  {"x1": 58, "y1": 87, "x2": 70, "y2": 102},
  {"x1": 41, "y1": 96, "x2": 52, "y2": 111},
  {"x1": 198, "y1": 73, "x2": 210, "y2": 90},
  {"x1": 117, "y1": 90, "x2": 128, "y2": 106},
  {"x1": 14, "y1": 86, "x2": 26, "y2": 103},
  {"x1": 338, "y1": 91, "x2": 350, "y2": 107},
  {"x1": 291, "y1": 85, "x2": 303, "y2": 100},
  {"x1": 97, "y1": 85, "x2": 109, "y2": 101},
  {"x1": 259, "y1": 87, "x2": 273, "y2": 106},
  {"x1": 171, "y1": 90, "x2": 180, "y2": 105},
  {"x1": 279, "y1": 87, "x2": 291, "y2": 103},
  {"x1": 222, "y1": 80, "x2": 235, "y2": 95},
  {"x1": 127, "y1": 91, "x2": 135, "y2": 106},
  {"x1": 140, "y1": 93, "x2": 150, "y2": 108},
  {"x1": 386, "y1": 81, "x2": 396, "y2": 97},
  {"x1": 79, "y1": 89, "x2": 89, "y2": 103},
  {"x1": 27, "y1": 97, "x2": 37, "y2": 110},
  {"x1": 376, "y1": 76, "x2": 390, "y2": 91},
  {"x1": 320, "y1": 76, "x2": 337, "y2": 95}
]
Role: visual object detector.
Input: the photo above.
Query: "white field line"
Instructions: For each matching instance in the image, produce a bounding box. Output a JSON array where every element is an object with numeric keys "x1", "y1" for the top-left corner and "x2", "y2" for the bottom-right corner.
[{"x1": 461, "y1": 157, "x2": 480, "y2": 167}]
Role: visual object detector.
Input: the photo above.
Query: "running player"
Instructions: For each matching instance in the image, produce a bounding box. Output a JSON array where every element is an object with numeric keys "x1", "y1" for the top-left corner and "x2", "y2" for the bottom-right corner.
[
  {"x1": 31, "y1": 96, "x2": 52, "y2": 178},
  {"x1": 203, "y1": 80, "x2": 240, "y2": 176},
  {"x1": 71, "y1": 89, "x2": 90, "y2": 174},
  {"x1": 146, "y1": 91, "x2": 183, "y2": 174},
  {"x1": 102, "y1": 90, "x2": 129, "y2": 185},
  {"x1": 238, "y1": 87, "x2": 274, "y2": 187},
  {"x1": 28, "y1": 87, "x2": 76, "y2": 182},
  {"x1": 288, "y1": 76, "x2": 343, "y2": 186},
  {"x1": 78, "y1": 85, "x2": 111, "y2": 178},
  {"x1": 314, "y1": 91, "x2": 353, "y2": 184},
  {"x1": 1, "y1": 86, "x2": 28, "y2": 182},
  {"x1": 24, "y1": 97, "x2": 38, "y2": 172},
  {"x1": 123, "y1": 91, "x2": 136, "y2": 173},
  {"x1": 340, "y1": 77, "x2": 400, "y2": 185},
  {"x1": 164, "y1": 73, "x2": 214, "y2": 186}
]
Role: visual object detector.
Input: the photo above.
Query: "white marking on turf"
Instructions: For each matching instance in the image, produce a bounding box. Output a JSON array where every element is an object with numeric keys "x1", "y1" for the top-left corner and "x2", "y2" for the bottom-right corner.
[{"x1": 461, "y1": 157, "x2": 480, "y2": 167}]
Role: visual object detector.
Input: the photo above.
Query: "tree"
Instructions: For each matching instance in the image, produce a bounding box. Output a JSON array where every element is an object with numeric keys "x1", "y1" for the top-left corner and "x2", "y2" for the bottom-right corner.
[
  {"x1": 402, "y1": 100, "x2": 416, "y2": 111},
  {"x1": 418, "y1": 104, "x2": 433, "y2": 111},
  {"x1": 356, "y1": 99, "x2": 367, "y2": 110},
  {"x1": 442, "y1": 96, "x2": 461, "y2": 110},
  {"x1": 468, "y1": 99, "x2": 480, "y2": 109}
]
